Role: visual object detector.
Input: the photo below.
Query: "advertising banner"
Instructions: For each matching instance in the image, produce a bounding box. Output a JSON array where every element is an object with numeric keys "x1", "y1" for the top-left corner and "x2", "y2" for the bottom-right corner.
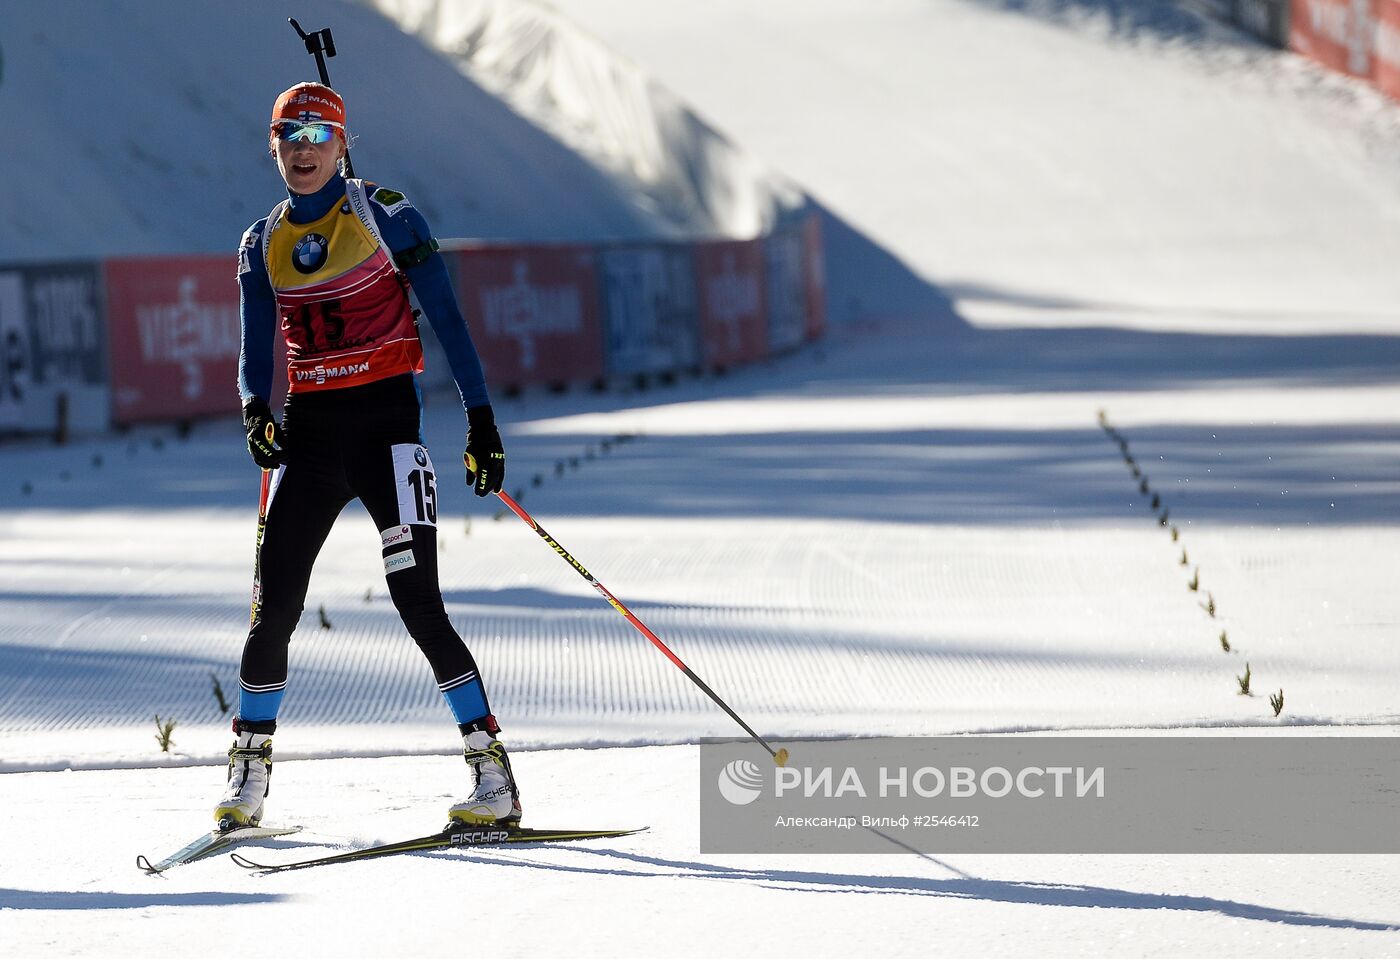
[
  {"x1": 802, "y1": 214, "x2": 827, "y2": 342},
  {"x1": 693, "y1": 239, "x2": 767, "y2": 370},
  {"x1": 104, "y1": 256, "x2": 251, "y2": 424},
  {"x1": 1375, "y1": 0, "x2": 1400, "y2": 98},
  {"x1": 1290, "y1": 0, "x2": 1374, "y2": 79},
  {"x1": 24, "y1": 263, "x2": 106, "y2": 387},
  {"x1": 0, "y1": 271, "x2": 29, "y2": 432},
  {"x1": 764, "y1": 226, "x2": 807, "y2": 356},
  {"x1": 451, "y1": 246, "x2": 605, "y2": 390},
  {"x1": 597, "y1": 245, "x2": 699, "y2": 377},
  {"x1": 1232, "y1": 0, "x2": 1291, "y2": 46},
  {"x1": 0, "y1": 262, "x2": 107, "y2": 434}
]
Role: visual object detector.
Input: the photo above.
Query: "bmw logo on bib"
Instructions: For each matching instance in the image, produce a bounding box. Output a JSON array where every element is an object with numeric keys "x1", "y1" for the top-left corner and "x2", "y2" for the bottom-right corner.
[
  {"x1": 293, "y1": 233, "x2": 330, "y2": 274},
  {"x1": 414, "y1": 447, "x2": 428, "y2": 467}
]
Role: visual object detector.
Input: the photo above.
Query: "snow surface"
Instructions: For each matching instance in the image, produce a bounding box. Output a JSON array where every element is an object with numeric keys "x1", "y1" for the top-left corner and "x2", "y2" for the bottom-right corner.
[
  {"x1": 4, "y1": 0, "x2": 1400, "y2": 955},
  {"x1": 3, "y1": 318, "x2": 1400, "y2": 955},
  {"x1": 358, "y1": 0, "x2": 805, "y2": 238},
  {"x1": 547, "y1": 0, "x2": 1400, "y2": 331},
  {"x1": 6, "y1": 747, "x2": 1400, "y2": 958},
  {"x1": 0, "y1": 0, "x2": 678, "y2": 259}
]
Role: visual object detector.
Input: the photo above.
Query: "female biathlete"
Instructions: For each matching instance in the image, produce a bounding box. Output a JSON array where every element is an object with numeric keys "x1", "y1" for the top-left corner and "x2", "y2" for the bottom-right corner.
[{"x1": 218, "y1": 82, "x2": 519, "y2": 829}]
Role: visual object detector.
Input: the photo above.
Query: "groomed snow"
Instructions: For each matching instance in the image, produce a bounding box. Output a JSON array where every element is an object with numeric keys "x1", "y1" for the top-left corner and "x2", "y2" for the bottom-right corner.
[
  {"x1": 3, "y1": 316, "x2": 1399, "y2": 955},
  {"x1": 0, "y1": 0, "x2": 680, "y2": 259},
  {"x1": 3, "y1": 0, "x2": 1400, "y2": 955},
  {"x1": 547, "y1": 0, "x2": 1400, "y2": 331},
  {"x1": 6, "y1": 746, "x2": 1400, "y2": 959}
]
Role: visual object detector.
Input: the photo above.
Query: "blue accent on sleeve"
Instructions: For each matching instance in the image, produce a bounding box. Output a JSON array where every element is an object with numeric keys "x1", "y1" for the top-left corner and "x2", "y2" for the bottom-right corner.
[
  {"x1": 238, "y1": 687, "x2": 285, "y2": 723},
  {"x1": 370, "y1": 199, "x2": 491, "y2": 411},
  {"x1": 442, "y1": 678, "x2": 490, "y2": 726},
  {"x1": 237, "y1": 218, "x2": 277, "y2": 404}
]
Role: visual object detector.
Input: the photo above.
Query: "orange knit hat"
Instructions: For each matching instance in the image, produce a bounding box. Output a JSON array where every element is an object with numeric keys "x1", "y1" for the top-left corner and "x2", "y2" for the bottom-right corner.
[{"x1": 270, "y1": 82, "x2": 347, "y2": 141}]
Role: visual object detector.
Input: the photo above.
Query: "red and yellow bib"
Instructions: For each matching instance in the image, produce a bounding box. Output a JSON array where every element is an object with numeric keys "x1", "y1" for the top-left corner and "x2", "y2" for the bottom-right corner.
[{"x1": 264, "y1": 179, "x2": 423, "y2": 392}]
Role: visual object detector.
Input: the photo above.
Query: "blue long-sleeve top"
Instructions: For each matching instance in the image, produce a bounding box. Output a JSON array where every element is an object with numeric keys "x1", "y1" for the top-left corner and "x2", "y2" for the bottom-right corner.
[{"x1": 237, "y1": 174, "x2": 490, "y2": 411}]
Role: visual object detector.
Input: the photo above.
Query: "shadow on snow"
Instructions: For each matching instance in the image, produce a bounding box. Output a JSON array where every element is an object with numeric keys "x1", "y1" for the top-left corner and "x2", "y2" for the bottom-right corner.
[{"x1": 463, "y1": 846, "x2": 1399, "y2": 933}]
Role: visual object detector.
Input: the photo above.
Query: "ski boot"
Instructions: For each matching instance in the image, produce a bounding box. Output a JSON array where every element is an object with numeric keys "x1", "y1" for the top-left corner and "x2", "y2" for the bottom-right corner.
[
  {"x1": 214, "y1": 730, "x2": 273, "y2": 828},
  {"x1": 448, "y1": 730, "x2": 522, "y2": 826}
]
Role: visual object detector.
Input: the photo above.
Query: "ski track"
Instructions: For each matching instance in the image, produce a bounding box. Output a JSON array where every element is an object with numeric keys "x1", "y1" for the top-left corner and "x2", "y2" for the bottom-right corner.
[
  {"x1": 2, "y1": 333, "x2": 1398, "y2": 767},
  {"x1": 4, "y1": 0, "x2": 1400, "y2": 955},
  {"x1": 5, "y1": 749, "x2": 1400, "y2": 958}
]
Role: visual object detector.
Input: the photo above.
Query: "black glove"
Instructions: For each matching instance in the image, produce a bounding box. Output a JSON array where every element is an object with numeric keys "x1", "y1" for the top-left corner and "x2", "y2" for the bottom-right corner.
[
  {"x1": 243, "y1": 397, "x2": 287, "y2": 470},
  {"x1": 464, "y1": 404, "x2": 505, "y2": 497}
]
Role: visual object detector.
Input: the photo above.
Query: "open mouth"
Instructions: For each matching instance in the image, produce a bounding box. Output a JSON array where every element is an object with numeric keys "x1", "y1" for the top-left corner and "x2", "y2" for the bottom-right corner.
[{"x1": 292, "y1": 163, "x2": 317, "y2": 175}]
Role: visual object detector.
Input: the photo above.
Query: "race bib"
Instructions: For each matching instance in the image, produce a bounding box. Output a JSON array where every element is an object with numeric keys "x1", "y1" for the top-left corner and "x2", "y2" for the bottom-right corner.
[{"x1": 391, "y1": 443, "x2": 438, "y2": 528}]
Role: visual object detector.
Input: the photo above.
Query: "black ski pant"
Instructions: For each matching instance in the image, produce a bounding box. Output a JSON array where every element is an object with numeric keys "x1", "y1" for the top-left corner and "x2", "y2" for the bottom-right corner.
[{"x1": 237, "y1": 374, "x2": 491, "y2": 728}]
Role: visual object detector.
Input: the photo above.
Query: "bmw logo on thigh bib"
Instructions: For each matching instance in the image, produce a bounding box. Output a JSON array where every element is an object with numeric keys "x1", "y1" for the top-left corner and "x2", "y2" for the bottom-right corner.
[{"x1": 292, "y1": 233, "x2": 330, "y2": 274}]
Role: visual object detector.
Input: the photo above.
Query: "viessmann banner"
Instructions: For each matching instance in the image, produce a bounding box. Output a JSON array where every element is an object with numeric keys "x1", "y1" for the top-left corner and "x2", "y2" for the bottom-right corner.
[
  {"x1": 1378, "y1": 0, "x2": 1400, "y2": 98},
  {"x1": 105, "y1": 256, "x2": 245, "y2": 424},
  {"x1": 450, "y1": 246, "x2": 606, "y2": 390},
  {"x1": 693, "y1": 239, "x2": 768, "y2": 370},
  {"x1": 700, "y1": 737, "x2": 1400, "y2": 853},
  {"x1": 1291, "y1": 0, "x2": 1400, "y2": 101},
  {"x1": 104, "y1": 256, "x2": 290, "y2": 424},
  {"x1": 68, "y1": 214, "x2": 824, "y2": 431}
]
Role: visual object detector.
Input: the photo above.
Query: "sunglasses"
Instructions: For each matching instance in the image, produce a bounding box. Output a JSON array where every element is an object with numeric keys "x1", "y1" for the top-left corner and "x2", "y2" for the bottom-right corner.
[{"x1": 271, "y1": 120, "x2": 344, "y2": 144}]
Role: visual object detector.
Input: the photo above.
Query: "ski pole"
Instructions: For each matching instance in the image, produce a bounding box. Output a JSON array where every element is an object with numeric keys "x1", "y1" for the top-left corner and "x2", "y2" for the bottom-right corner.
[
  {"x1": 493, "y1": 489, "x2": 789, "y2": 767},
  {"x1": 249, "y1": 467, "x2": 272, "y2": 626},
  {"x1": 287, "y1": 18, "x2": 356, "y2": 178}
]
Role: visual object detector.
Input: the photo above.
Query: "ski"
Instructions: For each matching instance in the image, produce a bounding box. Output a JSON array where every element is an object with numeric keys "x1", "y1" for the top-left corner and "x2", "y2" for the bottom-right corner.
[
  {"x1": 230, "y1": 823, "x2": 645, "y2": 873},
  {"x1": 137, "y1": 822, "x2": 303, "y2": 875}
]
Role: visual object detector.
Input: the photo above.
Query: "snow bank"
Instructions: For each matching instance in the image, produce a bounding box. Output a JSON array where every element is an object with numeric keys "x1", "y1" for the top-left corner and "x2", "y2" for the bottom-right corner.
[
  {"x1": 359, "y1": 0, "x2": 806, "y2": 238},
  {"x1": 0, "y1": 0, "x2": 673, "y2": 261}
]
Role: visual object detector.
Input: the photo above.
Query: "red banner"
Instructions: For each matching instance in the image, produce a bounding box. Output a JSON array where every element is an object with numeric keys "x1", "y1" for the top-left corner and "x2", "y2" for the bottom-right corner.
[
  {"x1": 105, "y1": 256, "x2": 284, "y2": 424},
  {"x1": 802, "y1": 214, "x2": 827, "y2": 342},
  {"x1": 1291, "y1": 0, "x2": 1371, "y2": 77},
  {"x1": 1376, "y1": 0, "x2": 1400, "y2": 98},
  {"x1": 450, "y1": 247, "x2": 605, "y2": 389},
  {"x1": 693, "y1": 239, "x2": 767, "y2": 369}
]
